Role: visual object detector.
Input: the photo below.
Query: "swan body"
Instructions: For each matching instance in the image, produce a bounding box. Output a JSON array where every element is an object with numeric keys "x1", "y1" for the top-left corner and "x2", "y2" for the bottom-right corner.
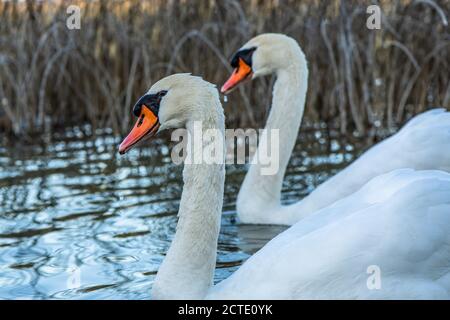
[
  {"x1": 120, "y1": 74, "x2": 450, "y2": 299},
  {"x1": 222, "y1": 33, "x2": 450, "y2": 225},
  {"x1": 207, "y1": 169, "x2": 450, "y2": 299},
  {"x1": 243, "y1": 108, "x2": 450, "y2": 226}
]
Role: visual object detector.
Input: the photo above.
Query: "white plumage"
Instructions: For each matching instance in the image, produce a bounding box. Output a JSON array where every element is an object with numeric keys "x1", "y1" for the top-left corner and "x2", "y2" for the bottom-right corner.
[
  {"x1": 142, "y1": 75, "x2": 450, "y2": 299},
  {"x1": 142, "y1": 74, "x2": 450, "y2": 300},
  {"x1": 208, "y1": 169, "x2": 450, "y2": 299},
  {"x1": 232, "y1": 34, "x2": 450, "y2": 225},
  {"x1": 278, "y1": 108, "x2": 450, "y2": 224}
]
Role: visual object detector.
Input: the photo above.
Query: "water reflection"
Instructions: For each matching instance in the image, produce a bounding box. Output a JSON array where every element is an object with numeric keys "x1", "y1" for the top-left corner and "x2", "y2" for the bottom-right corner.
[{"x1": 0, "y1": 125, "x2": 366, "y2": 299}]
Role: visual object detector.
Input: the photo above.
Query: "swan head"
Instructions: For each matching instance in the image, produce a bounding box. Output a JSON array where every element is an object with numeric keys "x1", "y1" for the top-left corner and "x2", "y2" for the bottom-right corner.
[
  {"x1": 221, "y1": 33, "x2": 300, "y2": 94},
  {"x1": 119, "y1": 73, "x2": 216, "y2": 154}
]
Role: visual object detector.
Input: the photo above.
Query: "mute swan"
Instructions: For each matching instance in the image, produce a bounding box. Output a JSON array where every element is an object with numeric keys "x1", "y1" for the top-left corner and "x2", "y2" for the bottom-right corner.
[
  {"x1": 119, "y1": 74, "x2": 226, "y2": 299},
  {"x1": 222, "y1": 33, "x2": 450, "y2": 226},
  {"x1": 119, "y1": 74, "x2": 450, "y2": 299}
]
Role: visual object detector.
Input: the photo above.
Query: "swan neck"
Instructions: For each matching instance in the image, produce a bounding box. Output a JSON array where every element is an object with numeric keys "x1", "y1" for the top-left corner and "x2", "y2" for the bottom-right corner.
[
  {"x1": 238, "y1": 46, "x2": 308, "y2": 220},
  {"x1": 270, "y1": 60, "x2": 308, "y2": 180},
  {"x1": 152, "y1": 98, "x2": 225, "y2": 299}
]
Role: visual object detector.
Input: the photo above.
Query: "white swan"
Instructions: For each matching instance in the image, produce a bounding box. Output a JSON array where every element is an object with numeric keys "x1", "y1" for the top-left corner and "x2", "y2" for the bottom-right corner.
[
  {"x1": 119, "y1": 74, "x2": 226, "y2": 299},
  {"x1": 119, "y1": 74, "x2": 450, "y2": 299},
  {"x1": 221, "y1": 33, "x2": 450, "y2": 225}
]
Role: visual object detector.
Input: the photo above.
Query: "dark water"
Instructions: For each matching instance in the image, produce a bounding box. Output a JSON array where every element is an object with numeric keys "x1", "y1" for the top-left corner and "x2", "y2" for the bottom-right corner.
[{"x1": 0, "y1": 125, "x2": 365, "y2": 299}]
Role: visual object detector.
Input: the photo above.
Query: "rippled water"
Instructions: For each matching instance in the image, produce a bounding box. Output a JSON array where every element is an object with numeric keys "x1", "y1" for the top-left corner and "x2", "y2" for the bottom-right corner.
[{"x1": 0, "y1": 125, "x2": 367, "y2": 299}]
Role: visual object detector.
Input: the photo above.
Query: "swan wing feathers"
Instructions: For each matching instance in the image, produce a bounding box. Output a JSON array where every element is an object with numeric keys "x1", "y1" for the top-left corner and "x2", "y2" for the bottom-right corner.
[
  {"x1": 208, "y1": 170, "x2": 450, "y2": 299},
  {"x1": 297, "y1": 108, "x2": 450, "y2": 216},
  {"x1": 356, "y1": 108, "x2": 450, "y2": 172},
  {"x1": 400, "y1": 108, "x2": 448, "y2": 130},
  {"x1": 392, "y1": 108, "x2": 450, "y2": 170}
]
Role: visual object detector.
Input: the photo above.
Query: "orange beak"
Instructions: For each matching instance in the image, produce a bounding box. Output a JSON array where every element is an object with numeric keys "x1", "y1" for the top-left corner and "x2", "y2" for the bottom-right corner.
[
  {"x1": 119, "y1": 106, "x2": 160, "y2": 155},
  {"x1": 221, "y1": 58, "x2": 253, "y2": 94}
]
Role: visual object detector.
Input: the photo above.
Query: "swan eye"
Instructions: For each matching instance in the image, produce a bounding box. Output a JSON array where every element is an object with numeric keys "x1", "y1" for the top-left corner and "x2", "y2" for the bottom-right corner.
[
  {"x1": 230, "y1": 47, "x2": 257, "y2": 69},
  {"x1": 132, "y1": 90, "x2": 168, "y2": 117}
]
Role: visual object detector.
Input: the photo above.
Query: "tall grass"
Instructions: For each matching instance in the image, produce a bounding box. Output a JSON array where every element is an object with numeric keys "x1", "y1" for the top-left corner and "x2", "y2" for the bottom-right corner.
[{"x1": 0, "y1": 0, "x2": 449, "y2": 139}]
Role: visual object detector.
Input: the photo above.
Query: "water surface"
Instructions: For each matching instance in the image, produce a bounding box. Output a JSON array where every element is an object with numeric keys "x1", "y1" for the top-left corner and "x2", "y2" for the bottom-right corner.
[{"x1": 0, "y1": 125, "x2": 367, "y2": 299}]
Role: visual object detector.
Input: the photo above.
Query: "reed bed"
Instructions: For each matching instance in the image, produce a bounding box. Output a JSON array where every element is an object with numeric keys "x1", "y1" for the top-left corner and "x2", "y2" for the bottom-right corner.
[{"x1": 0, "y1": 0, "x2": 449, "y2": 139}]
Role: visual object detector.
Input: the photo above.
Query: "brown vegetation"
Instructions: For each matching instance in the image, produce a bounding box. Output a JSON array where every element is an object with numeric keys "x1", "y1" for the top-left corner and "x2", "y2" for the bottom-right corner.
[{"x1": 0, "y1": 0, "x2": 449, "y2": 139}]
